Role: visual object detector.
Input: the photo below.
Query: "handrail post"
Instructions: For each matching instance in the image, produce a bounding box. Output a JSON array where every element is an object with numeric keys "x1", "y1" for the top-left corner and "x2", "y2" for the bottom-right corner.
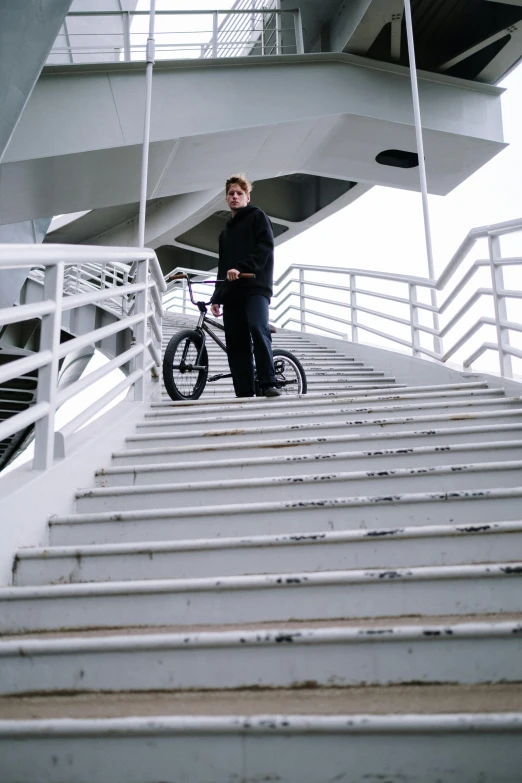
[
  {"x1": 299, "y1": 267, "x2": 306, "y2": 332},
  {"x1": 409, "y1": 283, "x2": 421, "y2": 358},
  {"x1": 488, "y1": 234, "x2": 513, "y2": 378},
  {"x1": 350, "y1": 273, "x2": 358, "y2": 343},
  {"x1": 137, "y1": 0, "x2": 156, "y2": 249},
  {"x1": 275, "y1": 1, "x2": 282, "y2": 55},
  {"x1": 212, "y1": 10, "x2": 218, "y2": 58},
  {"x1": 294, "y1": 8, "x2": 304, "y2": 53},
  {"x1": 33, "y1": 262, "x2": 64, "y2": 470},
  {"x1": 134, "y1": 257, "x2": 149, "y2": 401},
  {"x1": 123, "y1": 11, "x2": 131, "y2": 62}
]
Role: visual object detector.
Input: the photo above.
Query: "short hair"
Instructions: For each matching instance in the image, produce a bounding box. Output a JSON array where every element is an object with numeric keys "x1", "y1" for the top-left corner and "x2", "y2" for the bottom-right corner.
[{"x1": 225, "y1": 173, "x2": 253, "y2": 195}]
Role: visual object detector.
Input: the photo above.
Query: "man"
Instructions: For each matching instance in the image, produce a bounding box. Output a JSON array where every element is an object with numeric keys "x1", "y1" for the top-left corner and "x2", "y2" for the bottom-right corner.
[{"x1": 210, "y1": 174, "x2": 281, "y2": 398}]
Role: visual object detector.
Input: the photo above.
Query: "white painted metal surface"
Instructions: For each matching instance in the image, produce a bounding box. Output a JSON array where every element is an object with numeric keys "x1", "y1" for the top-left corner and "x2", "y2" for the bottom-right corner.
[
  {"x1": 0, "y1": 243, "x2": 165, "y2": 469},
  {"x1": 3, "y1": 264, "x2": 522, "y2": 780}
]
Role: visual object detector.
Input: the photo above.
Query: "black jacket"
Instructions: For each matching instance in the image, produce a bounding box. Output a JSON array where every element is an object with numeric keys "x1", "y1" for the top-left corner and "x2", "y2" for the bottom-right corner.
[{"x1": 212, "y1": 205, "x2": 274, "y2": 305}]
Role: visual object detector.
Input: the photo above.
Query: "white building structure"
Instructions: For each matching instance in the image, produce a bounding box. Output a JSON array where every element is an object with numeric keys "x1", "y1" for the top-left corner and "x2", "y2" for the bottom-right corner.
[{"x1": 0, "y1": 1, "x2": 522, "y2": 779}]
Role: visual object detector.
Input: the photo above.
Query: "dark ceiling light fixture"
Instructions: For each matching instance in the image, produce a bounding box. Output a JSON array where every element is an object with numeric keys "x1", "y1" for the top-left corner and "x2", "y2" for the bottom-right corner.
[{"x1": 376, "y1": 149, "x2": 419, "y2": 168}]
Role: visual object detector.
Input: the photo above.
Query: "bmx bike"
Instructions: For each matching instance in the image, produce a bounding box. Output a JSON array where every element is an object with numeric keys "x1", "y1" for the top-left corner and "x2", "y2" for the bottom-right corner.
[{"x1": 162, "y1": 273, "x2": 307, "y2": 401}]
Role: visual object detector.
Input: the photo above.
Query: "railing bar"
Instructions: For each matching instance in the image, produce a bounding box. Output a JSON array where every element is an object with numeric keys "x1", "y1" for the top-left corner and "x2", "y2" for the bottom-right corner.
[
  {"x1": 299, "y1": 306, "x2": 352, "y2": 328},
  {"x1": 61, "y1": 282, "x2": 145, "y2": 312},
  {"x1": 55, "y1": 344, "x2": 144, "y2": 407},
  {"x1": 438, "y1": 261, "x2": 488, "y2": 314},
  {"x1": 66, "y1": 9, "x2": 300, "y2": 15},
  {"x1": 356, "y1": 323, "x2": 412, "y2": 349},
  {"x1": 57, "y1": 312, "x2": 144, "y2": 360},
  {"x1": 441, "y1": 317, "x2": 496, "y2": 363},
  {"x1": 59, "y1": 369, "x2": 142, "y2": 441},
  {"x1": 0, "y1": 351, "x2": 53, "y2": 386},
  {"x1": 0, "y1": 402, "x2": 50, "y2": 443},
  {"x1": 275, "y1": 264, "x2": 433, "y2": 287},
  {"x1": 0, "y1": 299, "x2": 56, "y2": 327},
  {"x1": 439, "y1": 289, "x2": 492, "y2": 337},
  {"x1": 0, "y1": 245, "x2": 155, "y2": 268}
]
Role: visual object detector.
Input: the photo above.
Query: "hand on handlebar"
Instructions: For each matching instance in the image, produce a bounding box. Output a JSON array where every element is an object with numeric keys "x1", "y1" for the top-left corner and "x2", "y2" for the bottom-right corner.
[
  {"x1": 226, "y1": 268, "x2": 241, "y2": 281},
  {"x1": 210, "y1": 304, "x2": 222, "y2": 317}
]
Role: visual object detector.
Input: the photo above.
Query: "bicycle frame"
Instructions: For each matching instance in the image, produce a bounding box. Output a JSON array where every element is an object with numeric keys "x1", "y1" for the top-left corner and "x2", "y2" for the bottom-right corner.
[
  {"x1": 171, "y1": 273, "x2": 233, "y2": 382},
  {"x1": 167, "y1": 272, "x2": 303, "y2": 390}
]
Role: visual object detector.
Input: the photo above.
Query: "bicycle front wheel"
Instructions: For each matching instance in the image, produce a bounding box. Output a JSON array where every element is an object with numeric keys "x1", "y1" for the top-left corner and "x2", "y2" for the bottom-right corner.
[
  {"x1": 163, "y1": 329, "x2": 208, "y2": 401},
  {"x1": 273, "y1": 348, "x2": 307, "y2": 396}
]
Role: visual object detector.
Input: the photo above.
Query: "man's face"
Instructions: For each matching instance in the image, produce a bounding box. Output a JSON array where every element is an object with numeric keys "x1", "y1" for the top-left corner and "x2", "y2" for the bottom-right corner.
[{"x1": 226, "y1": 184, "x2": 250, "y2": 212}]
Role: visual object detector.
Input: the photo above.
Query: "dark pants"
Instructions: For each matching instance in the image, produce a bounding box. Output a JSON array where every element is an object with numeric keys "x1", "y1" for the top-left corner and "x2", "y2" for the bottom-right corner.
[{"x1": 223, "y1": 295, "x2": 277, "y2": 397}]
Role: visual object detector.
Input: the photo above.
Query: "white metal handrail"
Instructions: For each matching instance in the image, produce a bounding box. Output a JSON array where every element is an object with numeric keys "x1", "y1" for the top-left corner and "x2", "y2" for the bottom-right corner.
[
  {"x1": 0, "y1": 244, "x2": 166, "y2": 470},
  {"x1": 49, "y1": 6, "x2": 304, "y2": 65},
  {"x1": 163, "y1": 217, "x2": 522, "y2": 380}
]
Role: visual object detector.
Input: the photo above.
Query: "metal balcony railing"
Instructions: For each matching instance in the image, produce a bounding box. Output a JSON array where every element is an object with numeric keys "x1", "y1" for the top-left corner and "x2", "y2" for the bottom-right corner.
[
  {"x1": 164, "y1": 218, "x2": 522, "y2": 381},
  {"x1": 48, "y1": 3, "x2": 304, "y2": 65},
  {"x1": 0, "y1": 244, "x2": 165, "y2": 471}
]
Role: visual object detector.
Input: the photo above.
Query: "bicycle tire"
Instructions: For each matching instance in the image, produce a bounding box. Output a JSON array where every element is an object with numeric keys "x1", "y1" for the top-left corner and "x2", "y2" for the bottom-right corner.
[
  {"x1": 272, "y1": 348, "x2": 307, "y2": 396},
  {"x1": 163, "y1": 329, "x2": 208, "y2": 401}
]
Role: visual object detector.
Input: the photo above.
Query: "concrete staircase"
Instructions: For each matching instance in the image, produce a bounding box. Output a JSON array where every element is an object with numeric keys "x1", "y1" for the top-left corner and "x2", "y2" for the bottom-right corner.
[{"x1": 1, "y1": 319, "x2": 522, "y2": 782}]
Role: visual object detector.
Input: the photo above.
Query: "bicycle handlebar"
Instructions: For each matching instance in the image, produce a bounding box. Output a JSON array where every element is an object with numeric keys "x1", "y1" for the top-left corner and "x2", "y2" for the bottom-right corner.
[
  {"x1": 166, "y1": 272, "x2": 256, "y2": 309},
  {"x1": 167, "y1": 273, "x2": 255, "y2": 280}
]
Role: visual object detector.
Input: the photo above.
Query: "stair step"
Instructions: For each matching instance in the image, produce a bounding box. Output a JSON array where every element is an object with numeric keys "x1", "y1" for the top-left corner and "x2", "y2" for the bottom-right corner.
[
  {"x1": 15, "y1": 521, "x2": 522, "y2": 586},
  {"x1": 137, "y1": 397, "x2": 516, "y2": 435},
  {"x1": 148, "y1": 381, "x2": 492, "y2": 409},
  {"x1": 48, "y1": 487, "x2": 522, "y2": 546},
  {"x1": 1, "y1": 707, "x2": 521, "y2": 783},
  {"x1": 1, "y1": 685, "x2": 521, "y2": 718},
  {"x1": 96, "y1": 440, "x2": 522, "y2": 487},
  {"x1": 125, "y1": 408, "x2": 522, "y2": 450},
  {"x1": 1, "y1": 619, "x2": 521, "y2": 695},
  {"x1": 145, "y1": 385, "x2": 501, "y2": 418},
  {"x1": 76, "y1": 460, "x2": 522, "y2": 514},
  {"x1": 1, "y1": 563, "x2": 521, "y2": 634}
]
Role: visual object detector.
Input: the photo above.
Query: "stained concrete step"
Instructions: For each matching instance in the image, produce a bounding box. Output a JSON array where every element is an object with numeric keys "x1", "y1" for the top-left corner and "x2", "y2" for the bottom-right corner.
[
  {"x1": 1, "y1": 708, "x2": 521, "y2": 783},
  {"x1": 15, "y1": 521, "x2": 522, "y2": 586},
  {"x1": 96, "y1": 440, "x2": 522, "y2": 487},
  {"x1": 1, "y1": 563, "x2": 521, "y2": 634},
  {"x1": 146, "y1": 384, "x2": 500, "y2": 416},
  {"x1": 125, "y1": 408, "x2": 522, "y2": 450},
  {"x1": 48, "y1": 486, "x2": 522, "y2": 546},
  {"x1": 113, "y1": 422, "x2": 522, "y2": 466},
  {"x1": 149, "y1": 382, "x2": 493, "y2": 409},
  {"x1": 2, "y1": 686, "x2": 521, "y2": 718},
  {"x1": 75, "y1": 460, "x2": 522, "y2": 514},
  {"x1": 2, "y1": 619, "x2": 521, "y2": 695},
  {"x1": 137, "y1": 396, "x2": 516, "y2": 435}
]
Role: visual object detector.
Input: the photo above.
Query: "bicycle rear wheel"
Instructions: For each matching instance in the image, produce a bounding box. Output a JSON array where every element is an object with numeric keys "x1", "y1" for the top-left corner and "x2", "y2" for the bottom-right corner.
[
  {"x1": 272, "y1": 348, "x2": 307, "y2": 396},
  {"x1": 163, "y1": 329, "x2": 208, "y2": 401}
]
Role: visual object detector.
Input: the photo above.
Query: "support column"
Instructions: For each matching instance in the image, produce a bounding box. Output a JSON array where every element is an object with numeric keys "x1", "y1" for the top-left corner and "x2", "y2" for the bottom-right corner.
[
  {"x1": 137, "y1": 0, "x2": 156, "y2": 248},
  {"x1": 403, "y1": 0, "x2": 442, "y2": 358}
]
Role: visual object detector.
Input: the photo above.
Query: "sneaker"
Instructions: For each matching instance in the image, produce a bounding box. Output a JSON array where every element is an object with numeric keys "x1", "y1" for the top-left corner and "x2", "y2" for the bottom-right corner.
[{"x1": 263, "y1": 386, "x2": 282, "y2": 398}]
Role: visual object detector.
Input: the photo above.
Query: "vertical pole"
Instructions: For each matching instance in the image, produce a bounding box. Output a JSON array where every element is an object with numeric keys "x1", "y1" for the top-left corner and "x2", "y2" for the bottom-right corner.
[
  {"x1": 33, "y1": 263, "x2": 64, "y2": 470},
  {"x1": 137, "y1": 0, "x2": 156, "y2": 249},
  {"x1": 275, "y1": 0, "x2": 282, "y2": 55},
  {"x1": 409, "y1": 283, "x2": 421, "y2": 358},
  {"x1": 182, "y1": 279, "x2": 188, "y2": 314},
  {"x1": 350, "y1": 274, "x2": 358, "y2": 344},
  {"x1": 299, "y1": 268, "x2": 306, "y2": 332},
  {"x1": 123, "y1": 11, "x2": 131, "y2": 62},
  {"x1": 488, "y1": 234, "x2": 513, "y2": 378},
  {"x1": 134, "y1": 257, "x2": 149, "y2": 401},
  {"x1": 212, "y1": 11, "x2": 218, "y2": 58},
  {"x1": 294, "y1": 9, "x2": 304, "y2": 54},
  {"x1": 63, "y1": 19, "x2": 74, "y2": 64},
  {"x1": 403, "y1": 0, "x2": 442, "y2": 357}
]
